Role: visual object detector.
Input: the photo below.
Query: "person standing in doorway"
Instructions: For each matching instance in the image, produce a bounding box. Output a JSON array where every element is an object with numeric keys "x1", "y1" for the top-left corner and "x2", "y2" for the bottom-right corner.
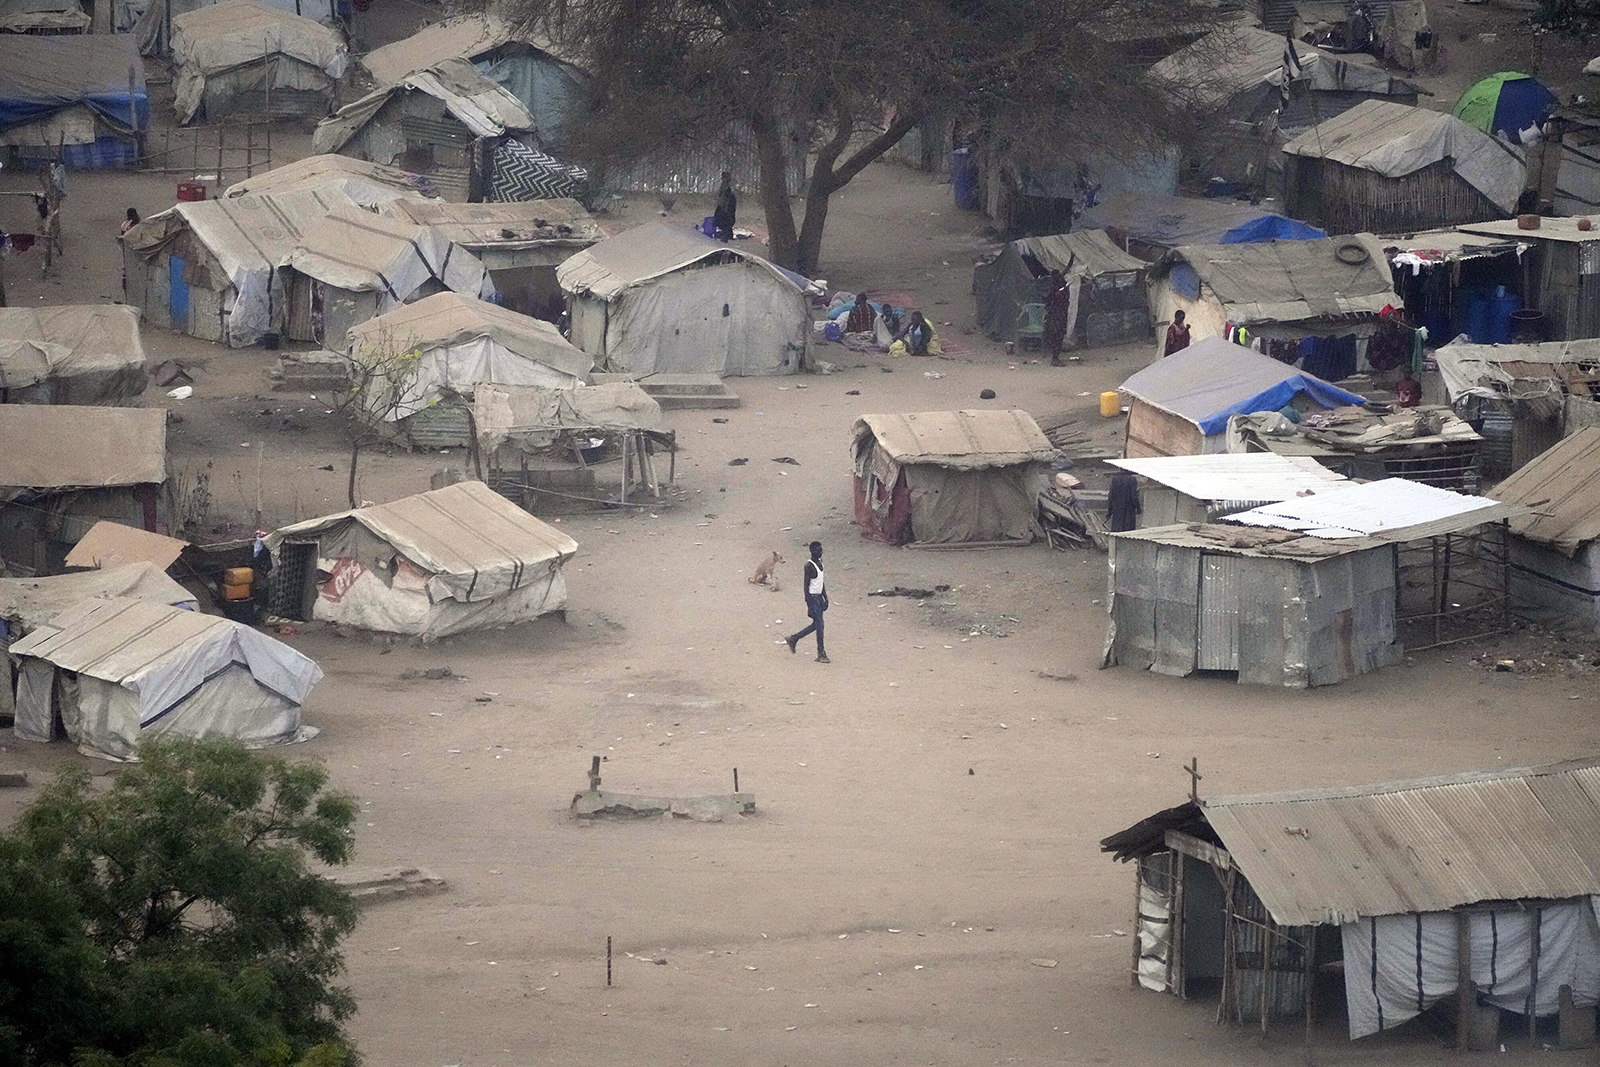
[
  {"x1": 786, "y1": 541, "x2": 829, "y2": 663},
  {"x1": 713, "y1": 170, "x2": 737, "y2": 242},
  {"x1": 1163, "y1": 309, "x2": 1192, "y2": 357}
]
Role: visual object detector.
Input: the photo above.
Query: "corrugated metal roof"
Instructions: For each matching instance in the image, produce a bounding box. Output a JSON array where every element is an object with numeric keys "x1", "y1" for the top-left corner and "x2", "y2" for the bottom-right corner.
[
  {"x1": 1108, "y1": 521, "x2": 1387, "y2": 560},
  {"x1": 1108, "y1": 453, "x2": 1351, "y2": 502},
  {"x1": 1462, "y1": 217, "x2": 1600, "y2": 246},
  {"x1": 1226, "y1": 477, "x2": 1525, "y2": 540},
  {"x1": 1199, "y1": 758, "x2": 1600, "y2": 925},
  {"x1": 851, "y1": 410, "x2": 1058, "y2": 470},
  {"x1": 383, "y1": 197, "x2": 600, "y2": 250},
  {"x1": 1488, "y1": 425, "x2": 1600, "y2": 555}
]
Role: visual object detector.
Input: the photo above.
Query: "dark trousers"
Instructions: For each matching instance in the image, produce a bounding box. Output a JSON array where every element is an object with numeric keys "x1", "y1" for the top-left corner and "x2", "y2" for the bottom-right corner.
[{"x1": 791, "y1": 595, "x2": 826, "y2": 654}]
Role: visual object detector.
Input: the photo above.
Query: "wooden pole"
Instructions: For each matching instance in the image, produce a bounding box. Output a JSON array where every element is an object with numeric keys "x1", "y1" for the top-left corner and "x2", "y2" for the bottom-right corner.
[
  {"x1": 1528, "y1": 906, "x2": 1542, "y2": 1040},
  {"x1": 606, "y1": 936, "x2": 612, "y2": 988},
  {"x1": 1220, "y1": 867, "x2": 1237, "y2": 1024},
  {"x1": 732, "y1": 767, "x2": 738, "y2": 792},
  {"x1": 1456, "y1": 911, "x2": 1473, "y2": 1050},
  {"x1": 1260, "y1": 918, "x2": 1274, "y2": 1035},
  {"x1": 1130, "y1": 859, "x2": 1145, "y2": 988}
]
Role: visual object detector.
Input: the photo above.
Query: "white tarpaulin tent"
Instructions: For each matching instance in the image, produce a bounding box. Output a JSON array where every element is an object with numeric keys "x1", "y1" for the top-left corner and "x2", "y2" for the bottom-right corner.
[
  {"x1": 224, "y1": 154, "x2": 433, "y2": 205},
  {"x1": 171, "y1": 0, "x2": 347, "y2": 125},
  {"x1": 558, "y1": 221, "x2": 810, "y2": 377},
  {"x1": 10, "y1": 596, "x2": 321, "y2": 760},
  {"x1": 0, "y1": 305, "x2": 147, "y2": 406},
  {"x1": 266, "y1": 480, "x2": 579, "y2": 637},
  {"x1": 284, "y1": 206, "x2": 492, "y2": 345},
  {"x1": 345, "y1": 291, "x2": 589, "y2": 424}
]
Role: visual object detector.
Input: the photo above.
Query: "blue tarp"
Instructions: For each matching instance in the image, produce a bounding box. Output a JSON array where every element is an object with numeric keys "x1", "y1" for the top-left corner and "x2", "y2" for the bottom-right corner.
[
  {"x1": 0, "y1": 35, "x2": 149, "y2": 134},
  {"x1": 1120, "y1": 336, "x2": 1367, "y2": 436},
  {"x1": 1217, "y1": 215, "x2": 1327, "y2": 244}
]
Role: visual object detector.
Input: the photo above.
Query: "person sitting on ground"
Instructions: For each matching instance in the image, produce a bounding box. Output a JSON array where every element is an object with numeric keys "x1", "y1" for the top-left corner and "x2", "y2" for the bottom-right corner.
[
  {"x1": 1043, "y1": 269, "x2": 1072, "y2": 366},
  {"x1": 1395, "y1": 371, "x2": 1422, "y2": 408},
  {"x1": 845, "y1": 292, "x2": 877, "y2": 334},
  {"x1": 899, "y1": 310, "x2": 934, "y2": 356},
  {"x1": 1163, "y1": 309, "x2": 1192, "y2": 357},
  {"x1": 119, "y1": 207, "x2": 140, "y2": 236}
]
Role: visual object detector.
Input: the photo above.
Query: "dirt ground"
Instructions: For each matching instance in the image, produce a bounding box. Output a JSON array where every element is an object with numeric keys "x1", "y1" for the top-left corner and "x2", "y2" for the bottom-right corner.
[{"x1": 4, "y1": 3, "x2": 1600, "y2": 1065}]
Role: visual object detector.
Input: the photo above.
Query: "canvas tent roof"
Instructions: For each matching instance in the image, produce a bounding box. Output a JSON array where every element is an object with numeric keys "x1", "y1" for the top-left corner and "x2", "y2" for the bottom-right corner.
[
  {"x1": 1226, "y1": 477, "x2": 1524, "y2": 540},
  {"x1": 851, "y1": 410, "x2": 1058, "y2": 470},
  {"x1": 0, "y1": 405, "x2": 164, "y2": 491},
  {"x1": 1008, "y1": 230, "x2": 1145, "y2": 278},
  {"x1": 1075, "y1": 192, "x2": 1326, "y2": 250},
  {"x1": 313, "y1": 58, "x2": 535, "y2": 155},
  {"x1": 1151, "y1": 24, "x2": 1412, "y2": 109},
  {"x1": 63, "y1": 521, "x2": 187, "y2": 571},
  {"x1": 10, "y1": 594, "x2": 321, "y2": 714},
  {"x1": 224, "y1": 154, "x2": 431, "y2": 205},
  {"x1": 346, "y1": 291, "x2": 590, "y2": 378},
  {"x1": 557, "y1": 221, "x2": 801, "y2": 302},
  {"x1": 172, "y1": 0, "x2": 345, "y2": 75},
  {"x1": 286, "y1": 205, "x2": 489, "y2": 303},
  {"x1": 1119, "y1": 336, "x2": 1368, "y2": 435},
  {"x1": 1282, "y1": 99, "x2": 1525, "y2": 215},
  {"x1": 268, "y1": 480, "x2": 578, "y2": 603},
  {"x1": 126, "y1": 184, "x2": 367, "y2": 345},
  {"x1": 1103, "y1": 757, "x2": 1600, "y2": 927},
  {"x1": 0, "y1": 305, "x2": 147, "y2": 405},
  {"x1": 0, "y1": 0, "x2": 88, "y2": 32},
  {"x1": 0, "y1": 34, "x2": 147, "y2": 135},
  {"x1": 1155, "y1": 233, "x2": 1399, "y2": 326},
  {"x1": 473, "y1": 381, "x2": 664, "y2": 451},
  {"x1": 1488, "y1": 425, "x2": 1600, "y2": 555},
  {"x1": 1106, "y1": 453, "x2": 1352, "y2": 502},
  {"x1": 382, "y1": 197, "x2": 601, "y2": 252},
  {"x1": 361, "y1": 12, "x2": 572, "y2": 85},
  {"x1": 0, "y1": 564, "x2": 194, "y2": 632}
]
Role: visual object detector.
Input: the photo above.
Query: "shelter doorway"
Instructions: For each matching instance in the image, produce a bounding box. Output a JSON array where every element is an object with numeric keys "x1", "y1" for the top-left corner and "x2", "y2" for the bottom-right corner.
[
  {"x1": 266, "y1": 542, "x2": 317, "y2": 621},
  {"x1": 169, "y1": 256, "x2": 189, "y2": 328},
  {"x1": 1197, "y1": 553, "x2": 1242, "y2": 671}
]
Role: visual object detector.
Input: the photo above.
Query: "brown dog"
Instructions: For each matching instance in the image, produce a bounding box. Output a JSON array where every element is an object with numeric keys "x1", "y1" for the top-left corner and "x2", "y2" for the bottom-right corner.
[{"x1": 748, "y1": 551, "x2": 784, "y2": 591}]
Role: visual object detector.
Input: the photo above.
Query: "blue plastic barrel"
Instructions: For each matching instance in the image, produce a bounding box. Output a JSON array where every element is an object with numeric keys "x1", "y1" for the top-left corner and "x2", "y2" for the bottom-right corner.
[
  {"x1": 1489, "y1": 287, "x2": 1521, "y2": 345},
  {"x1": 1465, "y1": 289, "x2": 1491, "y2": 344},
  {"x1": 951, "y1": 146, "x2": 979, "y2": 211}
]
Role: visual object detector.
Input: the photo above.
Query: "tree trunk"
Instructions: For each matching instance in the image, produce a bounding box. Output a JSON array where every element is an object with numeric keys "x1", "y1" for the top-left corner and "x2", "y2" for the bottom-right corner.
[
  {"x1": 795, "y1": 176, "x2": 834, "y2": 278},
  {"x1": 347, "y1": 440, "x2": 361, "y2": 508},
  {"x1": 749, "y1": 107, "x2": 799, "y2": 270}
]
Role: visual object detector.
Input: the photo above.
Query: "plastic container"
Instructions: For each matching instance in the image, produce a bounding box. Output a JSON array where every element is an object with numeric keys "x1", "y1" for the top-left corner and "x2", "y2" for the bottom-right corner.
[
  {"x1": 1479, "y1": 412, "x2": 1515, "y2": 481},
  {"x1": 176, "y1": 180, "x2": 207, "y2": 202},
  {"x1": 1464, "y1": 289, "x2": 1491, "y2": 344},
  {"x1": 1100, "y1": 391, "x2": 1120, "y2": 418},
  {"x1": 1511, "y1": 308, "x2": 1547, "y2": 343},
  {"x1": 221, "y1": 567, "x2": 253, "y2": 585},
  {"x1": 221, "y1": 581, "x2": 252, "y2": 601},
  {"x1": 1488, "y1": 286, "x2": 1520, "y2": 345}
]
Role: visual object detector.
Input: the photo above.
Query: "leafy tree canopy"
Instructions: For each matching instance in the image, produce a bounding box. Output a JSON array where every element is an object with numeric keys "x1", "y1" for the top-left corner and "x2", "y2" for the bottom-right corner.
[
  {"x1": 0, "y1": 740, "x2": 362, "y2": 1067},
  {"x1": 506, "y1": 0, "x2": 1215, "y2": 272}
]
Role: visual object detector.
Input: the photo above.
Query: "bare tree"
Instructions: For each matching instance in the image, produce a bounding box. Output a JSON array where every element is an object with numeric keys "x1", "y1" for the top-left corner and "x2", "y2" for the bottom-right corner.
[
  {"x1": 331, "y1": 327, "x2": 425, "y2": 507},
  {"x1": 498, "y1": 0, "x2": 1217, "y2": 274}
]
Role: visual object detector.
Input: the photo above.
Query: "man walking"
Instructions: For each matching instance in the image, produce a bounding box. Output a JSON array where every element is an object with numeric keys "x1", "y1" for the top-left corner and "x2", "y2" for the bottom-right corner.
[{"x1": 785, "y1": 541, "x2": 829, "y2": 663}]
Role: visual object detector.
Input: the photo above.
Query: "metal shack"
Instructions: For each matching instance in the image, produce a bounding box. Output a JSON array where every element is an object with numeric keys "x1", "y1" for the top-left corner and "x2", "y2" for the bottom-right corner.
[
  {"x1": 1101, "y1": 758, "x2": 1600, "y2": 1048},
  {"x1": 1104, "y1": 453, "x2": 1352, "y2": 528},
  {"x1": 1102, "y1": 479, "x2": 1523, "y2": 686},
  {"x1": 1459, "y1": 218, "x2": 1600, "y2": 342},
  {"x1": 1487, "y1": 425, "x2": 1600, "y2": 629}
]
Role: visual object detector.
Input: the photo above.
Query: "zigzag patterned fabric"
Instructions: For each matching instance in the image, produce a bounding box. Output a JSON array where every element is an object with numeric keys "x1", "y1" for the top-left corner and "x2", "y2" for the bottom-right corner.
[{"x1": 488, "y1": 140, "x2": 588, "y2": 201}]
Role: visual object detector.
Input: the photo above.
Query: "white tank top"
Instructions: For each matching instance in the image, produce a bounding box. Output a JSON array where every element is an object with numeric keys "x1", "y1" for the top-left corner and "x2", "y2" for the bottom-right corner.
[{"x1": 808, "y1": 562, "x2": 825, "y2": 596}]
